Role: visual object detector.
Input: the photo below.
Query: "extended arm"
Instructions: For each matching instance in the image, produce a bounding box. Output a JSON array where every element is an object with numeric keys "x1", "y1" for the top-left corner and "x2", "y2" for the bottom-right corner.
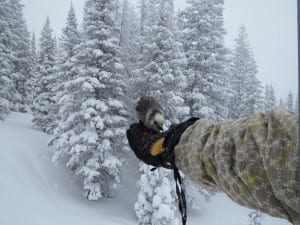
[
  {"x1": 174, "y1": 110, "x2": 299, "y2": 224},
  {"x1": 127, "y1": 110, "x2": 299, "y2": 224}
]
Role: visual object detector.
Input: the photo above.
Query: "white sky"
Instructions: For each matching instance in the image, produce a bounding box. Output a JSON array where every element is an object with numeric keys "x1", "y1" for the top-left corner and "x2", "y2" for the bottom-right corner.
[{"x1": 23, "y1": 0, "x2": 298, "y2": 100}]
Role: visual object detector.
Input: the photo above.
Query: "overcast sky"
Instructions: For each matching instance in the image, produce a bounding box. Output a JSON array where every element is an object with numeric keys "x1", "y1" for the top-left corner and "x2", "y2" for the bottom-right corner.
[{"x1": 23, "y1": 0, "x2": 298, "y2": 100}]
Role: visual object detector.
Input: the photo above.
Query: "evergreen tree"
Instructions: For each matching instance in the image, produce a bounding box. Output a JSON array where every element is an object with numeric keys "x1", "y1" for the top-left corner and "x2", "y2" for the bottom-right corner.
[
  {"x1": 135, "y1": 164, "x2": 179, "y2": 225},
  {"x1": 59, "y1": 4, "x2": 80, "y2": 60},
  {"x1": 119, "y1": 0, "x2": 140, "y2": 75},
  {"x1": 53, "y1": 35, "x2": 58, "y2": 55},
  {"x1": 114, "y1": 0, "x2": 123, "y2": 31},
  {"x1": 8, "y1": 0, "x2": 31, "y2": 112},
  {"x1": 29, "y1": 31, "x2": 38, "y2": 104},
  {"x1": 51, "y1": 0, "x2": 128, "y2": 200},
  {"x1": 0, "y1": 0, "x2": 13, "y2": 120},
  {"x1": 32, "y1": 17, "x2": 56, "y2": 133},
  {"x1": 117, "y1": 1, "x2": 141, "y2": 114},
  {"x1": 264, "y1": 84, "x2": 277, "y2": 111},
  {"x1": 137, "y1": 0, "x2": 160, "y2": 56},
  {"x1": 278, "y1": 97, "x2": 286, "y2": 110},
  {"x1": 229, "y1": 24, "x2": 262, "y2": 118},
  {"x1": 137, "y1": 0, "x2": 147, "y2": 55},
  {"x1": 50, "y1": 3, "x2": 81, "y2": 165},
  {"x1": 287, "y1": 91, "x2": 294, "y2": 112},
  {"x1": 269, "y1": 85, "x2": 277, "y2": 109},
  {"x1": 134, "y1": 0, "x2": 188, "y2": 124},
  {"x1": 51, "y1": 4, "x2": 81, "y2": 131},
  {"x1": 30, "y1": 31, "x2": 37, "y2": 61},
  {"x1": 177, "y1": 0, "x2": 229, "y2": 120}
]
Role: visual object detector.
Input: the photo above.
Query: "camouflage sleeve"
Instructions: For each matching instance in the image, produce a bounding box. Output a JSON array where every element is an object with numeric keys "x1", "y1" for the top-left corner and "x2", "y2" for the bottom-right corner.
[{"x1": 174, "y1": 110, "x2": 300, "y2": 224}]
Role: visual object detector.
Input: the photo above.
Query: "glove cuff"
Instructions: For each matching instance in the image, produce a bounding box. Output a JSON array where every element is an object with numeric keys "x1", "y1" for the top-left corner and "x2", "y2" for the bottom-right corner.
[{"x1": 164, "y1": 117, "x2": 199, "y2": 152}]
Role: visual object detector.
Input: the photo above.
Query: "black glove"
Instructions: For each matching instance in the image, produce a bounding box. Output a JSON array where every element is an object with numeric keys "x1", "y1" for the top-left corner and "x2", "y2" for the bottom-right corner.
[
  {"x1": 126, "y1": 122, "x2": 166, "y2": 167},
  {"x1": 126, "y1": 118, "x2": 199, "y2": 168}
]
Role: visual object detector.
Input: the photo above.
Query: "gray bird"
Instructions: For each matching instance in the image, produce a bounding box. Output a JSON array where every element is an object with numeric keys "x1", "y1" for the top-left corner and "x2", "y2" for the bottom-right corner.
[{"x1": 135, "y1": 96, "x2": 165, "y2": 132}]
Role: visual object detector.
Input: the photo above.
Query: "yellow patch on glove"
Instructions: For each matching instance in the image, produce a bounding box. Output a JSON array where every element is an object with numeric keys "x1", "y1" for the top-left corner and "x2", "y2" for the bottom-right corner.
[{"x1": 150, "y1": 138, "x2": 165, "y2": 156}]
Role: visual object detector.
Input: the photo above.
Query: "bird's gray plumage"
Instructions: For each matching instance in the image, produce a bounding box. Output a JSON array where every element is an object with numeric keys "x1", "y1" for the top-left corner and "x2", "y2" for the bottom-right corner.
[{"x1": 135, "y1": 96, "x2": 164, "y2": 132}]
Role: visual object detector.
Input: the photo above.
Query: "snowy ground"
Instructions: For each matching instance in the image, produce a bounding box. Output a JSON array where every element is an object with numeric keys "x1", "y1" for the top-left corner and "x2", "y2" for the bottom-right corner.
[{"x1": 0, "y1": 112, "x2": 291, "y2": 225}]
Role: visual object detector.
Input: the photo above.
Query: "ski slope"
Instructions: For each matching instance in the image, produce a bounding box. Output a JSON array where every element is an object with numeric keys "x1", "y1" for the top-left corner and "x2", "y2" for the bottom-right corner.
[{"x1": 0, "y1": 113, "x2": 291, "y2": 225}]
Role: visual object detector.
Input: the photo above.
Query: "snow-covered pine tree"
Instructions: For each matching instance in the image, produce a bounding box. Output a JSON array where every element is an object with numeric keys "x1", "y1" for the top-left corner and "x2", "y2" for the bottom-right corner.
[
  {"x1": 29, "y1": 31, "x2": 38, "y2": 105},
  {"x1": 119, "y1": 0, "x2": 129, "y2": 49},
  {"x1": 264, "y1": 84, "x2": 277, "y2": 112},
  {"x1": 113, "y1": 0, "x2": 123, "y2": 31},
  {"x1": 51, "y1": 0, "x2": 128, "y2": 200},
  {"x1": 177, "y1": 0, "x2": 229, "y2": 120},
  {"x1": 8, "y1": 0, "x2": 31, "y2": 112},
  {"x1": 127, "y1": 0, "x2": 151, "y2": 100},
  {"x1": 137, "y1": 0, "x2": 147, "y2": 55},
  {"x1": 135, "y1": 0, "x2": 161, "y2": 59},
  {"x1": 115, "y1": 1, "x2": 141, "y2": 114},
  {"x1": 228, "y1": 24, "x2": 262, "y2": 118},
  {"x1": 49, "y1": 3, "x2": 81, "y2": 154},
  {"x1": 286, "y1": 91, "x2": 294, "y2": 112},
  {"x1": 263, "y1": 85, "x2": 270, "y2": 111},
  {"x1": 56, "y1": 3, "x2": 80, "y2": 87},
  {"x1": 119, "y1": 0, "x2": 140, "y2": 75},
  {"x1": 49, "y1": 0, "x2": 81, "y2": 180},
  {"x1": 30, "y1": 31, "x2": 37, "y2": 61},
  {"x1": 134, "y1": 0, "x2": 188, "y2": 124},
  {"x1": 50, "y1": 3, "x2": 81, "y2": 133},
  {"x1": 32, "y1": 17, "x2": 56, "y2": 133},
  {"x1": 278, "y1": 98, "x2": 286, "y2": 110},
  {"x1": 268, "y1": 85, "x2": 277, "y2": 109},
  {"x1": 135, "y1": 164, "x2": 179, "y2": 225},
  {"x1": 53, "y1": 36, "x2": 58, "y2": 55},
  {"x1": 0, "y1": 0, "x2": 13, "y2": 120}
]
